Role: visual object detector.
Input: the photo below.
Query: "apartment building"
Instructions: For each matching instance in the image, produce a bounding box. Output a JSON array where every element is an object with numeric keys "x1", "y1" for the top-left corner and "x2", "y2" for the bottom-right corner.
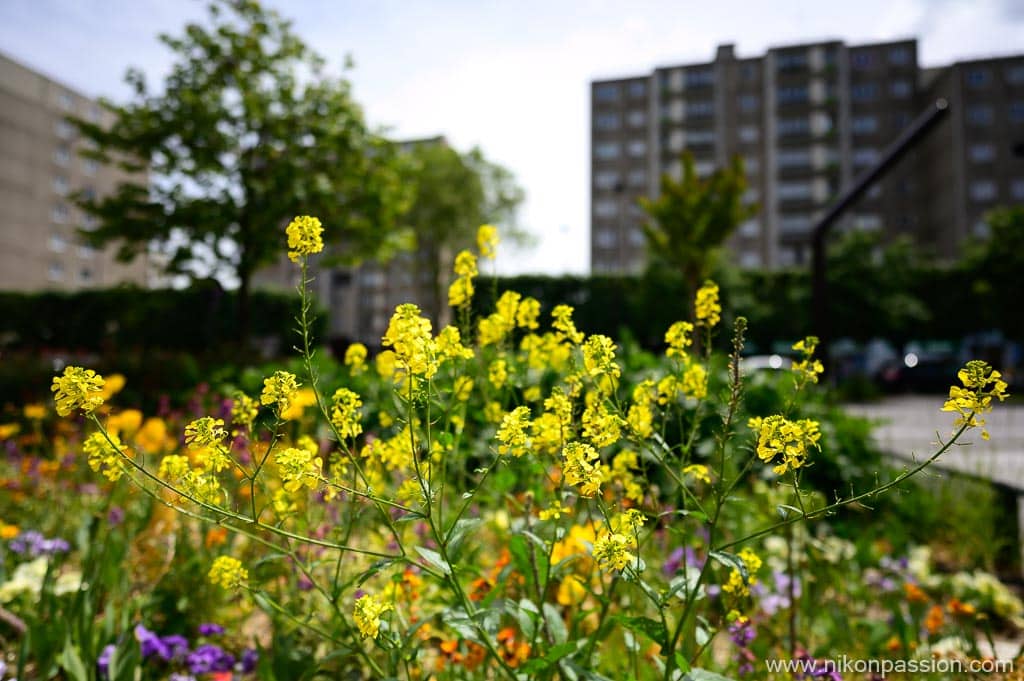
[
  {"x1": 0, "y1": 51, "x2": 148, "y2": 291},
  {"x1": 591, "y1": 39, "x2": 1024, "y2": 272}
]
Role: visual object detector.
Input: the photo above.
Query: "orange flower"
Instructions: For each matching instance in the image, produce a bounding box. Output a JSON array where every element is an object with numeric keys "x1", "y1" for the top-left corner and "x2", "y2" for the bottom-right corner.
[
  {"x1": 885, "y1": 636, "x2": 902, "y2": 652},
  {"x1": 205, "y1": 527, "x2": 228, "y2": 548},
  {"x1": 469, "y1": 576, "x2": 493, "y2": 601},
  {"x1": 904, "y1": 582, "x2": 928, "y2": 603},
  {"x1": 0, "y1": 524, "x2": 19, "y2": 540},
  {"x1": 925, "y1": 604, "x2": 945, "y2": 634},
  {"x1": 947, "y1": 598, "x2": 976, "y2": 616}
]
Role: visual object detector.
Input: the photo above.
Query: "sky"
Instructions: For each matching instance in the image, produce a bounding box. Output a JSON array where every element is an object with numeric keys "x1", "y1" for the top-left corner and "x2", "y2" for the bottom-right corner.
[{"x1": 1, "y1": 0, "x2": 1022, "y2": 276}]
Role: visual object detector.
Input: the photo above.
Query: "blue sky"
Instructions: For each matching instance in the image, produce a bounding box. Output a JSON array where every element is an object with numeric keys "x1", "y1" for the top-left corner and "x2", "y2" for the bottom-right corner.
[{"x1": 2, "y1": 0, "x2": 1022, "y2": 275}]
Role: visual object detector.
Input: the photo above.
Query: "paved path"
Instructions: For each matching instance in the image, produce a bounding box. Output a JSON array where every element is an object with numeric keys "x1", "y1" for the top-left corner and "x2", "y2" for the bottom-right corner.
[{"x1": 844, "y1": 396, "x2": 1024, "y2": 491}]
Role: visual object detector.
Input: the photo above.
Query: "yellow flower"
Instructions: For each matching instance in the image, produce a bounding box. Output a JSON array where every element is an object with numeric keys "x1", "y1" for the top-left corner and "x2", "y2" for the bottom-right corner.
[
  {"x1": 454, "y1": 249, "x2": 478, "y2": 277},
  {"x1": 107, "y1": 409, "x2": 143, "y2": 436},
  {"x1": 694, "y1": 281, "x2": 721, "y2": 328},
  {"x1": 582, "y1": 335, "x2": 621, "y2": 382},
  {"x1": 562, "y1": 442, "x2": 603, "y2": 497},
  {"x1": 941, "y1": 360, "x2": 1010, "y2": 440},
  {"x1": 551, "y1": 305, "x2": 584, "y2": 344},
  {"x1": 557, "y1": 574, "x2": 587, "y2": 606},
  {"x1": 488, "y1": 359, "x2": 509, "y2": 389},
  {"x1": 665, "y1": 321, "x2": 694, "y2": 359},
  {"x1": 184, "y1": 417, "x2": 227, "y2": 449},
  {"x1": 344, "y1": 343, "x2": 368, "y2": 374},
  {"x1": 275, "y1": 447, "x2": 322, "y2": 492},
  {"x1": 791, "y1": 336, "x2": 824, "y2": 385},
  {"x1": 449, "y1": 250, "x2": 478, "y2": 307},
  {"x1": 496, "y1": 406, "x2": 531, "y2": 457},
  {"x1": 231, "y1": 393, "x2": 259, "y2": 430},
  {"x1": 582, "y1": 400, "x2": 622, "y2": 448},
  {"x1": 748, "y1": 415, "x2": 821, "y2": 475},
  {"x1": 23, "y1": 404, "x2": 46, "y2": 420},
  {"x1": 285, "y1": 215, "x2": 324, "y2": 262},
  {"x1": 208, "y1": 555, "x2": 248, "y2": 590},
  {"x1": 84, "y1": 431, "x2": 128, "y2": 482},
  {"x1": 681, "y1": 361, "x2": 708, "y2": 400},
  {"x1": 539, "y1": 502, "x2": 573, "y2": 521},
  {"x1": 722, "y1": 548, "x2": 763, "y2": 597},
  {"x1": 435, "y1": 326, "x2": 474, "y2": 361},
  {"x1": 51, "y1": 366, "x2": 105, "y2": 416},
  {"x1": 354, "y1": 593, "x2": 393, "y2": 639},
  {"x1": 136, "y1": 418, "x2": 170, "y2": 455},
  {"x1": 484, "y1": 401, "x2": 504, "y2": 423},
  {"x1": 383, "y1": 304, "x2": 437, "y2": 378},
  {"x1": 0, "y1": 524, "x2": 19, "y2": 540},
  {"x1": 281, "y1": 387, "x2": 317, "y2": 421},
  {"x1": 592, "y1": 532, "x2": 634, "y2": 571},
  {"x1": 260, "y1": 371, "x2": 301, "y2": 416},
  {"x1": 376, "y1": 350, "x2": 397, "y2": 379},
  {"x1": 101, "y1": 373, "x2": 126, "y2": 400},
  {"x1": 683, "y1": 464, "x2": 711, "y2": 484},
  {"x1": 0, "y1": 424, "x2": 20, "y2": 440},
  {"x1": 330, "y1": 388, "x2": 363, "y2": 440},
  {"x1": 477, "y1": 224, "x2": 499, "y2": 259},
  {"x1": 516, "y1": 297, "x2": 541, "y2": 330}
]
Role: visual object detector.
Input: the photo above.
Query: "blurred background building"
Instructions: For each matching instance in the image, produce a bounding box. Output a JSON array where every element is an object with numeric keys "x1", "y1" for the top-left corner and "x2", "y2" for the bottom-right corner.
[
  {"x1": 0, "y1": 51, "x2": 148, "y2": 291},
  {"x1": 590, "y1": 39, "x2": 1024, "y2": 273}
]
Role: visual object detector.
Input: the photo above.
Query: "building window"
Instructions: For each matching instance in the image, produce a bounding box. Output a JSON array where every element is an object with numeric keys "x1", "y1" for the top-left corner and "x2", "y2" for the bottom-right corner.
[
  {"x1": 889, "y1": 80, "x2": 912, "y2": 98},
  {"x1": 78, "y1": 243, "x2": 96, "y2": 259},
  {"x1": 1006, "y1": 64, "x2": 1024, "y2": 85},
  {"x1": 740, "y1": 251, "x2": 762, "y2": 268},
  {"x1": 851, "y1": 83, "x2": 879, "y2": 101},
  {"x1": 738, "y1": 125, "x2": 759, "y2": 143},
  {"x1": 851, "y1": 51, "x2": 875, "y2": 70},
  {"x1": 594, "y1": 142, "x2": 620, "y2": 160},
  {"x1": 739, "y1": 94, "x2": 759, "y2": 112},
  {"x1": 55, "y1": 119, "x2": 75, "y2": 139},
  {"x1": 893, "y1": 112, "x2": 912, "y2": 130},
  {"x1": 594, "y1": 113, "x2": 620, "y2": 131},
  {"x1": 742, "y1": 156, "x2": 760, "y2": 173},
  {"x1": 627, "y1": 81, "x2": 647, "y2": 98},
  {"x1": 53, "y1": 175, "x2": 69, "y2": 195},
  {"x1": 853, "y1": 148, "x2": 879, "y2": 167},
  {"x1": 778, "y1": 183, "x2": 813, "y2": 201},
  {"x1": 688, "y1": 100, "x2": 714, "y2": 117},
  {"x1": 739, "y1": 219, "x2": 759, "y2": 237},
  {"x1": 79, "y1": 267, "x2": 94, "y2": 283},
  {"x1": 48, "y1": 262, "x2": 65, "y2": 282},
  {"x1": 740, "y1": 62, "x2": 759, "y2": 82},
  {"x1": 776, "y1": 51, "x2": 808, "y2": 71},
  {"x1": 852, "y1": 115, "x2": 878, "y2": 134},
  {"x1": 594, "y1": 200, "x2": 618, "y2": 218},
  {"x1": 594, "y1": 171, "x2": 620, "y2": 190},
  {"x1": 52, "y1": 203, "x2": 69, "y2": 224},
  {"x1": 627, "y1": 169, "x2": 647, "y2": 187},
  {"x1": 777, "y1": 85, "x2": 808, "y2": 104},
  {"x1": 627, "y1": 140, "x2": 647, "y2": 157},
  {"x1": 628, "y1": 228, "x2": 646, "y2": 247},
  {"x1": 777, "y1": 117, "x2": 810, "y2": 137},
  {"x1": 626, "y1": 110, "x2": 646, "y2": 127},
  {"x1": 1010, "y1": 179, "x2": 1024, "y2": 200},
  {"x1": 594, "y1": 83, "x2": 619, "y2": 102},
  {"x1": 54, "y1": 145, "x2": 70, "y2": 166},
  {"x1": 967, "y1": 105, "x2": 994, "y2": 126},
  {"x1": 969, "y1": 180, "x2": 997, "y2": 202},
  {"x1": 780, "y1": 214, "x2": 812, "y2": 232},
  {"x1": 58, "y1": 92, "x2": 74, "y2": 110},
  {"x1": 853, "y1": 214, "x2": 882, "y2": 231},
  {"x1": 969, "y1": 143, "x2": 996, "y2": 162},
  {"x1": 594, "y1": 229, "x2": 617, "y2": 248},
  {"x1": 83, "y1": 158, "x2": 98, "y2": 176},
  {"x1": 686, "y1": 129, "x2": 716, "y2": 145},
  {"x1": 49, "y1": 232, "x2": 67, "y2": 252},
  {"x1": 966, "y1": 68, "x2": 992, "y2": 88},
  {"x1": 685, "y1": 69, "x2": 714, "y2": 87},
  {"x1": 82, "y1": 214, "x2": 99, "y2": 231},
  {"x1": 1009, "y1": 102, "x2": 1024, "y2": 123},
  {"x1": 888, "y1": 47, "x2": 912, "y2": 66},
  {"x1": 777, "y1": 148, "x2": 811, "y2": 168}
]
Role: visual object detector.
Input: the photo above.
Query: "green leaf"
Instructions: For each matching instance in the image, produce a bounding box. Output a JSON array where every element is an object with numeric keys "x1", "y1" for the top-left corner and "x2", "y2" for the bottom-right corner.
[
  {"x1": 413, "y1": 546, "x2": 451, "y2": 576},
  {"x1": 543, "y1": 602, "x2": 568, "y2": 645},
  {"x1": 444, "y1": 518, "x2": 482, "y2": 562},
  {"x1": 58, "y1": 641, "x2": 88, "y2": 681},
  {"x1": 615, "y1": 615, "x2": 667, "y2": 647},
  {"x1": 683, "y1": 668, "x2": 737, "y2": 681},
  {"x1": 709, "y1": 550, "x2": 749, "y2": 582}
]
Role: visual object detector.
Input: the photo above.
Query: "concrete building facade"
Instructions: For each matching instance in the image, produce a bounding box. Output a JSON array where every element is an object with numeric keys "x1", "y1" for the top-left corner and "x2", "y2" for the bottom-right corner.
[
  {"x1": 591, "y1": 39, "x2": 1024, "y2": 272},
  {"x1": 0, "y1": 51, "x2": 148, "y2": 291}
]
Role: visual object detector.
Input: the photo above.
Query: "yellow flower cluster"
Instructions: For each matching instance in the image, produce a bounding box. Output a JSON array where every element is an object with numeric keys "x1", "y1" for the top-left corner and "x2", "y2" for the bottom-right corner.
[
  {"x1": 582, "y1": 400, "x2": 622, "y2": 448},
  {"x1": 330, "y1": 388, "x2": 363, "y2": 440},
  {"x1": 285, "y1": 215, "x2": 324, "y2": 262},
  {"x1": 84, "y1": 431, "x2": 127, "y2": 482},
  {"x1": 344, "y1": 342, "x2": 368, "y2": 374},
  {"x1": 51, "y1": 366, "x2": 105, "y2": 416},
  {"x1": 158, "y1": 453, "x2": 222, "y2": 504},
  {"x1": 721, "y1": 547, "x2": 763, "y2": 597},
  {"x1": 695, "y1": 281, "x2": 721, "y2": 328},
  {"x1": 354, "y1": 592, "x2": 393, "y2": 639},
  {"x1": 582, "y1": 335, "x2": 621, "y2": 384},
  {"x1": 476, "y1": 224, "x2": 499, "y2": 259},
  {"x1": 383, "y1": 304, "x2": 438, "y2": 378},
  {"x1": 562, "y1": 442, "x2": 603, "y2": 497},
  {"x1": 941, "y1": 360, "x2": 1010, "y2": 440},
  {"x1": 791, "y1": 336, "x2": 824, "y2": 385},
  {"x1": 449, "y1": 250, "x2": 478, "y2": 308},
  {"x1": 488, "y1": 358, "x2": 508, "y2": 389},
  {"x1": 478, "y1": 291, "x2": 536, "y2": 346},
  {"x1": 551, "y1": 305, "x2": 584, "y2": 345},
  {"x1": 665, "y1": 321, "x2": 694, "y2": 359},
  {"x1": 496, "y1": 406, "x2": 531, "y2": 457},
  {"x1": 184, "y1": 417, "x2": 232, "y2": 473},
  {"x1": 208, "y1": 555, "x2": 248, "y2": 590},
  {"x1": 232, "y1": 392, "x2": 259, "y2": 430},
  {"x1": 748, "y1": 415, "x2": 821, "y2": 475},
  {"x1": 260, "y1": 371, "x2": 301, "y2": 416},
  {"x1": 275, "y1": 446, "x2": 322, "y2": 493},
  {"x1": 627, "y1": 380, "x2": 655, "y2": 438},
  {"x1": 592, "y1": 531, "x2": 634, "y2": 571}
]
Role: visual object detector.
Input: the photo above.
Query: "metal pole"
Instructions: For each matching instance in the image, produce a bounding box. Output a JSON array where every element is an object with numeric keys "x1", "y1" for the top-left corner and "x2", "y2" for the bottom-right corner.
[{"x1": 812, "y1": 98, "x2": 949, "y2": 373}]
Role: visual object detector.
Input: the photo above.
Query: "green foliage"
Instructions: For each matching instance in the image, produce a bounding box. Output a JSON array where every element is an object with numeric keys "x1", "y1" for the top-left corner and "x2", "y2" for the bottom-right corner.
[
  {"x1": 71, "y1": 0, "x2": 412, "y2": 338},
  {"x1": 639, "y1": 152, "x2": 754, "y2": 298}
]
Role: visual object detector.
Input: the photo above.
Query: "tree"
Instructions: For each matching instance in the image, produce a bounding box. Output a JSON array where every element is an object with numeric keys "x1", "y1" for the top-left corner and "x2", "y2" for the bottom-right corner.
[
  {"x1": 638, "y1": 152, "x2": 753, "y2": 316},
  {"x1": 401, "y1": 141, "x2": 524, "y2": 322},
  {"x1": 72, "y1": 0, "x2": 411, "y2": 343}
]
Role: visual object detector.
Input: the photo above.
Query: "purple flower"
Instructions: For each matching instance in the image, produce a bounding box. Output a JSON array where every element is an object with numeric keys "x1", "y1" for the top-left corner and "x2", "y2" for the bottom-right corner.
[
  {"x1": 160, "y1": 634, "x2": 190, "y2": 661},
  {"x1": 8, "y1": 530, "x2": 70, "y2": 557},
  {"x1": 135, "y1": 624, "x2": 170, "y2": 660},
  {"x1": 97, "y1": 644, "x2": 116, "y2": 677},
  {"x1": 187, "y1": 643, "x2": 235, "y2": 674},
  {"x1": 198, "y1": 622, "x2": 225, "y2": 636},
  {"x1": 240, "y1": 648, "x2": 259, "y2": 673},
  {"x1": 107, "y1": 507, "x2": 125, "y2": 526},
  {"x1": 663, "y1": 547, "x2": 685, "y2": 576}
]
